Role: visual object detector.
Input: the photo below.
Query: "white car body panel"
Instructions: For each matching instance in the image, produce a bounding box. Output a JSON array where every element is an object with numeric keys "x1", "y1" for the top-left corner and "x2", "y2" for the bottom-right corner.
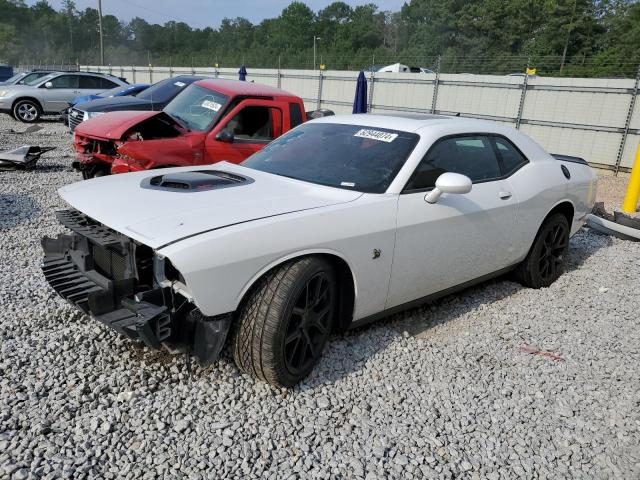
[
  {"x1": 59, "y1": 164, "x2": 363, "y2": 250},
  {"x1": 58, "y1": 114, "x2": 598, "y2": 323},
  {"x1": 387, "y1": 178, "x2": 519, "y2": 308}
]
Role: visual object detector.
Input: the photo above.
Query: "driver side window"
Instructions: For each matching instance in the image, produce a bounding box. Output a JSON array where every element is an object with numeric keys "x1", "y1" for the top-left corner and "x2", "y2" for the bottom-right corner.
[
  {"x1": 404, "y1": 135, "x2": 502, "y2": 191},
  {"x1": 48, "y1": 75, "x2": 78, "y2": 89},
  {"x1": 225, "y1": 106, "x2": 279, "y2": 142}
]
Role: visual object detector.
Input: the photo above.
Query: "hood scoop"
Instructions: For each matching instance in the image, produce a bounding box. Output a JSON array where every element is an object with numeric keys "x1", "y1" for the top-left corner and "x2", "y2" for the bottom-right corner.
[{"x1": 141, "y1": 170, "x2": 253, "y2": 192}]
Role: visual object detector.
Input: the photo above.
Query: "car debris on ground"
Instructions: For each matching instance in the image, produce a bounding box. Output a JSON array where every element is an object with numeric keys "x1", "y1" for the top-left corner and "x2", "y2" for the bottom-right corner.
[
  {"x1": 0, "y1": 145, "x2": 55, "y2": 171},
  {"x1": 588, "y1": 201, "x2": 640, "y2": 241}
]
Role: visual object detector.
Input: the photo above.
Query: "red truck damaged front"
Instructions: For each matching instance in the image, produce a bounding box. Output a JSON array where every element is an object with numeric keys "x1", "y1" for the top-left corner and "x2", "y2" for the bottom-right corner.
[{"x1": 72, "y1": 79, "x2": 309, "y2": 178}]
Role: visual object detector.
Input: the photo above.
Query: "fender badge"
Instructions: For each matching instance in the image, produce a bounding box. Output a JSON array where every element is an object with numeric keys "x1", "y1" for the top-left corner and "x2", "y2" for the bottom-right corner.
[{"x1": 372, "y1": 248, "x2": 381, "y2": 259}]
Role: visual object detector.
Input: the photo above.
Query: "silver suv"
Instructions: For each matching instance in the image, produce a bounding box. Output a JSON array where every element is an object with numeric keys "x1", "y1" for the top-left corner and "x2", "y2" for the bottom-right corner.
[{"x1": 0, "y1": 71, "x2": 128, "y2": 123}]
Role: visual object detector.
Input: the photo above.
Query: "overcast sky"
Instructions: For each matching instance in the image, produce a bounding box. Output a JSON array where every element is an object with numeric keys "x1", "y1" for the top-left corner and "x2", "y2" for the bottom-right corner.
[{"x1": 27, "y1": 1, "x2": 406, "y2": 29}]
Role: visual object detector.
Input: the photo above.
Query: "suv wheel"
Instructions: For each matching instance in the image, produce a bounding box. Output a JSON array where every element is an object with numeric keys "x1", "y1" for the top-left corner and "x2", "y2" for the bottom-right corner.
[
  {"x1": 13, "y1": 99, "x2": 41, "y2": 123},
  {"x1": 232, "y1": 257, "x2": 337, "y2": 387}
]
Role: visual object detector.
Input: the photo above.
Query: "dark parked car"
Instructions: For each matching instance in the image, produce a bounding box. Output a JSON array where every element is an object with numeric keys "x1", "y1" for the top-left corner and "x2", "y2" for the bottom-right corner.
[
  {"x1": 60, "y1": 83, "x2": 149, "y2": 125},
  {"x1": 0, "y1": 65, "x2": 14, "y2": 82},
  {"x1": 67, "y1": 75, "x2": 207, "y2": 131}
]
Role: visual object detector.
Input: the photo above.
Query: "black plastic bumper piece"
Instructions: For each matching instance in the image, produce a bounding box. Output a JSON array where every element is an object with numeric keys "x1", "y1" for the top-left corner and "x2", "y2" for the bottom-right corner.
[
  {"x1": 41, "y1": 234, "x2": 169, "y2": 349},
  {"x1": 41, "y1": 228, "x2": 233, "y2": 365}
]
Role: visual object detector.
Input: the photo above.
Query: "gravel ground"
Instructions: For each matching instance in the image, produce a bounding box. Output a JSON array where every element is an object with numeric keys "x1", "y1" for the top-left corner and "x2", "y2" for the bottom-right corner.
[{"x1": 1, "y1": 115, "x2": 639, "y2": 480}]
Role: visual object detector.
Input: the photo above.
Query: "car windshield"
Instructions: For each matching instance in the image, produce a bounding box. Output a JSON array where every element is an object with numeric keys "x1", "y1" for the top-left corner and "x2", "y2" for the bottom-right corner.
[
  {"x1": 24, "y1": 72, "x2": 52, "y2": 85},
  {"x1": 164, "y1": 84, "x2": 228, "y2": 132},
  {"x1": 5, "y1": 72, "x2": 25, "y2": 83},
  {"x1": 242, "y1": 123, "x2": 420, "y2": 193},
  {"x1": 137, "y1": 77, "x2": 192, "y2": 102}
]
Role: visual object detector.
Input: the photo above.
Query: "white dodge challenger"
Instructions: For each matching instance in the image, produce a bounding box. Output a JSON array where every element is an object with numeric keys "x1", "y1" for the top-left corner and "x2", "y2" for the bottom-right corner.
[{"x1": 42, "y1": 114, "x2": 597, "y2": 386}]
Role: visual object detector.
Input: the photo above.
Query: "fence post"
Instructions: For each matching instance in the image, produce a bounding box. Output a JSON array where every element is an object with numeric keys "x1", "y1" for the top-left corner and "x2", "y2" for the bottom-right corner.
[
  {"x1": 515, "y1": 60, "x2": 531, "y2": 129},
  {"x1": 316, "y1": 70, "x2": 324, "y2": 110},
  {"x1": 149, "y1": 64, "x2": 153, "y2": 84},
  {"x1": 169, "y1": 57, "x2": 173, "y2": 77},
  {"x1": 277, "y1": 55, "x2": 282, "y2": 89},
  {"x1": 431, "y1": 55, "x2": 441, "y2": 114},
  {"x1": 368, "y1": 70, "x2": 375, "y2": 113},
  {"x1": 614, "y1": 64, "x2": 640, "y2": 176},
  {"x1": 132, "y1": 65, "x2": 136, "y2": 83}
]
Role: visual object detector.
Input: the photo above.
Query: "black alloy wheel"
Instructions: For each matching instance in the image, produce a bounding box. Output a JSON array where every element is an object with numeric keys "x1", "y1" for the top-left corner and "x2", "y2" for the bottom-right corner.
[
  {"x1": 538, "y1": 222, "x2": 568, "y2": 283},
  {"x1": 283, "y1": 272, "x2": 333, "y2": 376},
  {"x1": 232, "y1": 257, "x2": 337, "y2": 387},
  {"x1": 515, "y1": 213, "x2": 570, "y2": 288}
]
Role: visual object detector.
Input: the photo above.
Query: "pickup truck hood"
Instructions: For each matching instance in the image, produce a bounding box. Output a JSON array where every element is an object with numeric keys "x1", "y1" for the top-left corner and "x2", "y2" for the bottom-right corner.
[
  {"x1": 75, "y1": 110, "x2": 161, "y2": 140},
  {"x1": 58, "y1": 163, "x2": 363, "y2": 249}
]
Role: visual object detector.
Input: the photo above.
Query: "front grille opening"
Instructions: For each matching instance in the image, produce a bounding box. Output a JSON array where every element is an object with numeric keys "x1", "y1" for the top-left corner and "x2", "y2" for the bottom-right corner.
[
  {"x1": 135, "y1": 244, "x2": 155, "y2": 290},
  {"x1": 91, "y1": 244, "x2": 127, "y2": 280},
  {"x1": 142, "y1": 170, "x2": 253, "y2": 192}
]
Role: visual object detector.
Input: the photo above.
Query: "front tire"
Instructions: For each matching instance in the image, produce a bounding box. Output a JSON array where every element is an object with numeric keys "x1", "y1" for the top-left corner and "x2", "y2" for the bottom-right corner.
[
  {"x1": 231, "y1": 257, "x2": 337, "y2": 387},
  {"x1": 515, "y1": 213, "x2": 570, "y2": 288},
  {"x1": 13, "y1": 99, "x2": 41, "y2": 123}
]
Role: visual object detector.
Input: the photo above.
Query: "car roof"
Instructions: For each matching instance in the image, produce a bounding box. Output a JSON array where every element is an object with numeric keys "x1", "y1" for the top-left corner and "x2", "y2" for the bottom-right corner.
[
  {"x1": 310, "y1": 113, "x2": 455, "y2": 132},
  {"x1": 194, "y1": 78, "x2": 297, "y2": 98}
]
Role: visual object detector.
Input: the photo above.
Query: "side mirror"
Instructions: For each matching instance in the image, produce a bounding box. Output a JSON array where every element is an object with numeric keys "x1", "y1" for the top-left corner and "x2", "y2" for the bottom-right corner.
[
  {"x1": 216, "y1": 128, "x2": 234, "y2": 143},
  {"x1": 44, "y1": 81, "x2": 53, "y2": 89},
  {"x1": 424, "y1": 172, "x2": 472, "y2": 204}
]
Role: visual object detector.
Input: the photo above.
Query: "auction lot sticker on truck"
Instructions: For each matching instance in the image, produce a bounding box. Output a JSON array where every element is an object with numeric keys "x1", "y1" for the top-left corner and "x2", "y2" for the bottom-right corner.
[
  {"x1": 354, "y1": 129, "x2": 398, "y2": 142},
  {"x1": 201, "y1": 100, "x2": 222, "y2": 111}
]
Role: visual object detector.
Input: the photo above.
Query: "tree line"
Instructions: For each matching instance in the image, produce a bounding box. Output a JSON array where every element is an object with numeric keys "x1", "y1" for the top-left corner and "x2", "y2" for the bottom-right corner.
[{"x1": 1, "y1": 0, "x2": 639, "y2": 77}]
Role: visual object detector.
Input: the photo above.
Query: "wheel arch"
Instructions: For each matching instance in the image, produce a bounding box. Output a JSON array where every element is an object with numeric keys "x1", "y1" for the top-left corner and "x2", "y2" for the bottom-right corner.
[
  {"x1": 12, "y1": 96, "x2": 43, "y2": 113},
  {"x1": 544, "y1": 199, "x2": 575, "y2": 228},
  {"x1": 235, "y1": 249, "x2": 358, "y2": 332}
]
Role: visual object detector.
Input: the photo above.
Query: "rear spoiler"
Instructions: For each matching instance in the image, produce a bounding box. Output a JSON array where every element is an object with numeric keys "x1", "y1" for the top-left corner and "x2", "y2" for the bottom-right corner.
[{"x1": 551, "y1": 153, "x2": 588, "y2": 165}]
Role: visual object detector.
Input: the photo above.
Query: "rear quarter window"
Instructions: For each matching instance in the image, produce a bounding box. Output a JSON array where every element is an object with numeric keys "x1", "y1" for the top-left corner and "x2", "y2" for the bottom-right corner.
[{"x1": 492, "y1": 137, "x2": 528, "y2": 174}]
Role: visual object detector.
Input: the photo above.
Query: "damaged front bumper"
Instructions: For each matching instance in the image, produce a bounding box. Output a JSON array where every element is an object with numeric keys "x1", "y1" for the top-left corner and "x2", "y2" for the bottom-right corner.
[{"x1": 41, "y1": 209, "x2": 231, "y2": 364}]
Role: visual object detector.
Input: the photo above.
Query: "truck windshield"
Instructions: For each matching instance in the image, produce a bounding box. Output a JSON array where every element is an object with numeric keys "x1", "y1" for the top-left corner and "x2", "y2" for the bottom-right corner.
[
  {"x1": 242, "y1": 123, "x2": 419, "y2": 193},
  {"x1": 164, "y1": 84, "x2": 228, "y2": 132}
]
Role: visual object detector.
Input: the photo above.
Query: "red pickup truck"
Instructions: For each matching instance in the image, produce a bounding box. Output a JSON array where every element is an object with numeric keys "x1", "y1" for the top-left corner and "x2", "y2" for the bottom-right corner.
[{"x1": 72, "y1": 79, "x2": 322, "y2": 178}]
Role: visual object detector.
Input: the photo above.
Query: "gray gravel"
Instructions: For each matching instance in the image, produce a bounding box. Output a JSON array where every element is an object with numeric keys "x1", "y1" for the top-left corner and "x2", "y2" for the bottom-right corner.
[{"x1": 1, "y1": 114, "x2": 639, "y2": 479}]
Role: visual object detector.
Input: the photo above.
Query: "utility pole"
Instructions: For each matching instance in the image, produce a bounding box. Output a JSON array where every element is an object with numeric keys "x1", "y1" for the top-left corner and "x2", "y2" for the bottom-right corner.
[
  {"x1": 313, "y1": 36, "x2": 321, "y2": 70},
  {"x1": 98, "y1": 0, "x2": 104, "y2": 66}
]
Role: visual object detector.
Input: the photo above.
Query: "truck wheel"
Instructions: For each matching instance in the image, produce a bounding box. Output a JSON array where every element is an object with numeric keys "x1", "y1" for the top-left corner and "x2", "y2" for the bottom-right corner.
[
  {"x1": 232, "y1": 257, "x2": 337, "y2": 387},
  {"x1": 515, "y1": 213, "x2": 569, "y2": 288},
  {"x1": 13, "y1": 99, "x2": 41, "y2": 123}
]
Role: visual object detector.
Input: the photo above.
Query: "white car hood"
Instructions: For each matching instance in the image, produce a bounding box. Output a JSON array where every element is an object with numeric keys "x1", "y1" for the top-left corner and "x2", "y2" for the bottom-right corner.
[{"x1": 59, "y1": 163, "x2": 362, "y2": 249}]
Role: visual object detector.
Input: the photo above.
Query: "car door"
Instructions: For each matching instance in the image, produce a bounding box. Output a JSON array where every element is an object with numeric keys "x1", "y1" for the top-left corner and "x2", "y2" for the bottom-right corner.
[
  {"x1": 40, "y1": 74, "x2": 80, "y2": 112},
  {"x1": 386, "y1": 134, "x2": 520, "y2": 309},
  {"x1": 205, "y1": 99, "x2": 285, "y2": 164}
]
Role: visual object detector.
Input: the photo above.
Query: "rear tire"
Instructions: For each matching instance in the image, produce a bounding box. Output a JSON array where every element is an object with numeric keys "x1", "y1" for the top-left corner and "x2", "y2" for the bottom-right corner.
[
  {"x1": 13, "y1": 99, "x2": 41, "y2": 123},
  {"x1": 515, "y1": 213, "x2": 570, "y2": 288},
  {"x1": 231, "y1": 257, "x2": 337, "y2": 387}
]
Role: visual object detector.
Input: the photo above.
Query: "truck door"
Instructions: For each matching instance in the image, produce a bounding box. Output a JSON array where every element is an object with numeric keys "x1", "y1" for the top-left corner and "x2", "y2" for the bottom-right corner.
[{"x1": 205, "y1": 99, "x2": 286, "y2": 164}]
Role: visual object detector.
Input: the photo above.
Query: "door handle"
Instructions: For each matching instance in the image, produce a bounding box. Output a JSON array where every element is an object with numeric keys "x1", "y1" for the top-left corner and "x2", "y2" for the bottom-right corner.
[{"x1": 499, "y1": 191, "x2": 512, "y2": 200}]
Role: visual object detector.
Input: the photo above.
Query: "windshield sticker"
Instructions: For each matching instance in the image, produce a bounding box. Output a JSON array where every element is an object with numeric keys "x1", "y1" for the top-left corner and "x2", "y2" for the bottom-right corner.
[
  {"x1": 341, "y1": 182, "x2": 355, "y2": 187},
  {"x1": 201, "y1": 100, "x2": 222, "y2": 111},
  {"x1": 174, "y1": 81, "x2": 186, "y2": 87},
  {"x1": 354, "y1": 129, "x2": 398, "y2": 142}
]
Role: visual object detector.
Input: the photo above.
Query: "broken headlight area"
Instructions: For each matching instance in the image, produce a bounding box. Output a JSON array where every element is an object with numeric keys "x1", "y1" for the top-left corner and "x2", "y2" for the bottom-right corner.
[
  {"x1": 41, "y1": 209, "x2": 231, "y2": 365},
  {"x1": 73, "y1": 135, "x2": 117, "y2": 164}
]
